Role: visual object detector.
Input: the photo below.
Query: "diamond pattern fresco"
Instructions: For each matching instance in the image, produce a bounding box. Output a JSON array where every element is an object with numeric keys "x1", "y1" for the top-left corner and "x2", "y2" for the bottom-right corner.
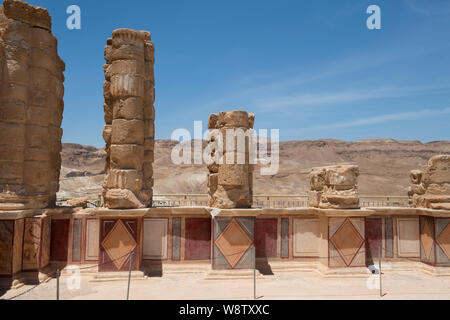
[
  {"x1": 101, "y1": 220, "x2": 137, "y2": 269},
  {"x1": 330, "y1": 218, "x2": 364, "y2": 266},
  {"x1": 421, "y1": 218, "x2": 434, "y2": 261},
  {"x1": 437, "y1": 223, "x2": 450, "y2": 259},
  {"x1": 215, "y1": 218, "x2": 252, "y2": 268}
]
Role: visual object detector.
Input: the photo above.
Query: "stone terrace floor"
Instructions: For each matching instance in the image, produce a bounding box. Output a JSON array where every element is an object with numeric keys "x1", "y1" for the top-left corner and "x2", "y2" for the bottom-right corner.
[{"x1": 2, "y1": 270, "x2": 450, "y2": 300}]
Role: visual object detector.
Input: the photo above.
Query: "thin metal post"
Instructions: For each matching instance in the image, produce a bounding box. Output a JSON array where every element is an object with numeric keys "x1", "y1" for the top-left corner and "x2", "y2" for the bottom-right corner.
[
  {"x1": 56, "y1": 269, "x2": 60, "y2": 300},
  {"x1": 253, "y1": 266, "x2": 256, "y2": 300},
  {"x1": 126, "y1": 251, "x2": 134, "y2": 300},
  {"x1": 379, "y1": 246, "x2": 382, "y2": 297}
]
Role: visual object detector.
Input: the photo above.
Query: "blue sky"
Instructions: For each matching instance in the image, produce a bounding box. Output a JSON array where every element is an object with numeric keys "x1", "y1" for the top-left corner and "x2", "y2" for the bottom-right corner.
[{"x1": 13, "y1": 0, "x2": 450, "y2": 147}]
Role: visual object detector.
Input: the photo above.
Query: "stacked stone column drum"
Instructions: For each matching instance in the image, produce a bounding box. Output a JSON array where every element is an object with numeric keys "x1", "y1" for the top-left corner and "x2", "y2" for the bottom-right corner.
[
  {"x1": 408, "y1": 155, "x2": 450, "y2": 210},
  {"x1": 0, "y1": 0, "x2": 65, "y2": 210},
  {"x1": 309, "y1": 164, "x2": 360, "y2": 209},
  {"x1": 102, "y1": 28, "x2": 155, "y2": 209},
  {"x1": 207, "y1": 111, "x2": 255, "y2": 208}
]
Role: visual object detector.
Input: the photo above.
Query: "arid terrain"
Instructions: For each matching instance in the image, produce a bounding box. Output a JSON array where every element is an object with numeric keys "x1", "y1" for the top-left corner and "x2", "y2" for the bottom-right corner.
[{"x1": 58, "y1": 139, "x2": 450, "y2": 199}]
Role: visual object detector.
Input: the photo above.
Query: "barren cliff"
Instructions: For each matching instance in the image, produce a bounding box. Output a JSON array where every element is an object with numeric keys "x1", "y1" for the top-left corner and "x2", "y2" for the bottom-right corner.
[{"x1": 58, "y1": 139, "x2": 450, "y2": 199}]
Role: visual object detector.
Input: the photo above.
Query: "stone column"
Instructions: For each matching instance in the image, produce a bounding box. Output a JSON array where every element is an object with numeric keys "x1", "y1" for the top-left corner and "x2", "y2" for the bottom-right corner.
[
  {"x1": 102, "y1": 28, "x2": 155, "y2": 209},
  {"x1": 408, "y1": 154, "x2": 450, "y2": 210},
  {"x1": 207, "y1": 110, "x2": 255, "y2": 209},
  {"x1": 309, "y1": 164, "x2": 360, "y2": 209},
  {"x1": 0, "y1": 0, "x2": 65, "y2": 210}
]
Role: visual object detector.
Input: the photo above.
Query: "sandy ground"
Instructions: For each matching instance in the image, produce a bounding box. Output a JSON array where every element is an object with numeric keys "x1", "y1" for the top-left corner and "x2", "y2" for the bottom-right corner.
[{"x1": 2, "y1": 271, "x2": 450, "y2": 300}]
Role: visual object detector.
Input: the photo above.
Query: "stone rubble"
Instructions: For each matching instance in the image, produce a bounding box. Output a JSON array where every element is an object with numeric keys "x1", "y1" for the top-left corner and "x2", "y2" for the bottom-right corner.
[
  {"x1": 408, "y1": 155, "x2": 450, "y2": 210},
  {"x1": 309, "y1": 164, "x2": 360, "y2": 209}
]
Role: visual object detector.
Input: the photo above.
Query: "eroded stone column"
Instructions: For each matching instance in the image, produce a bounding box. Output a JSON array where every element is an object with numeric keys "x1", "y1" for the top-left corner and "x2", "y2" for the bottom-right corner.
[
  {"x1": 0, "y1": 0, "x2": 65, "y2": 210},
  {"x1": 408, "y1": 154, "x2": 450, "y2": 210},
  {"x1": 102, "y1": 28, "x2": 155, "y2": 209},
  {"x1": 309, "y1": 165, "x2": 360, "y2": 209},
  {"x1": 207, "y1": 110, "x2": 255, "y2": 208}
]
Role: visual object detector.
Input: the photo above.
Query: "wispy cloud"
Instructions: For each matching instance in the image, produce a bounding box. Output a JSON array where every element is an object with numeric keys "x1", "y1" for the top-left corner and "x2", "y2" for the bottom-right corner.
[
  {"x1": 202, "y1": 46, "x2": 441, "y2": 114},
  {"x1": 257, "y1": 83, "x2": 450, "y2": 111},
  {"x1": 404, "y1": 0, "x2": 450, "y2": 16},
  {"x1": 309, "y1": 107, "x2": 450, "y2": 130}
]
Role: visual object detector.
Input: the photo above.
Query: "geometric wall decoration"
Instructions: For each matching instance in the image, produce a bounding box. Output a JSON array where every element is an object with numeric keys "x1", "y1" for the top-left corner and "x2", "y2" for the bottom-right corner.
[
  {"x1": 435, "y1": 218, "x2": 450, "y2": 266},
  {"x1": 329, "y1": 217, "x2": 365, "y2": 267},
  {"x1": 172, "y1": 218, "x2": 181, "y2": 260},
  {"x1": 50, "y1": 219, "x2": 69, "y2": 262},
  {"x1": 385, "y1": 217, "x2": 394, "y2": 258},
  {"x1": 213, "y1": 217, "x2": 255, "y2": 269},
  {"x1": 293, "y1": 218, "x2": 319, "y2": 257},
  {"x1": 85, "y1": 219, "x2": 99, "y2": 261},
  {"x1": 185, "y1": 218, "x2": 211, "y2": 260},
  {"x1": 281, "y1": 218, "x2": 289, "y2": 258},
  {"x1": 72, "y1": 219, "x2": 82, "y2": 262},
  {"x1": 84, "y1": 219, "x2": 100, "y2": 261},
  {"x1": 12, "y1": 219, "x2": 24, "y2": 275},
  {"x1": 0, "y1": 219, "x2": 26, "y2": 275},
  {"x1": 254, "y1": 218, "x2": 277, "y2": 258},
  {"x1": 0, "y1": 220, "x2": 14, "y2": 275},
  {"x1": 99, "y1": 218, "x2": 140, "y2": 271},
  {"x1": 420, "y1": 216, "x2": 435, "y2": 264},
  {"x1": 143, "y1": 219, "x2": 168, "y2": 260},
  {"x1": 397, "y1": 217, "x2": 420, "y2": 258},
  {"x1": 40, "y1": 217, "x2": 51, "y2": 269},
  {"x1": 365, "y1": 218, "x2": 382, "y2": 266},
  {"x1": 419, "y1": 217, "x2": 450, "y2": 267},
  {"x1": 22, "y1": 217, "x2": 43, "y2": 271}
]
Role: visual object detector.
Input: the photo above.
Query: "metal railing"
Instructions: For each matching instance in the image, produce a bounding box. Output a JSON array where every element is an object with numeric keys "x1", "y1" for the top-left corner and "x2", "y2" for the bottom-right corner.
[
  {"x1": 359, "y1": 196, "x2": 409, "y2": 208},
  {"x1": 57, "y1": 194, "x2": 409, "y2": 208},
  {"x1": 151, "y1": 194, "x2": 409, "y2": 208}
]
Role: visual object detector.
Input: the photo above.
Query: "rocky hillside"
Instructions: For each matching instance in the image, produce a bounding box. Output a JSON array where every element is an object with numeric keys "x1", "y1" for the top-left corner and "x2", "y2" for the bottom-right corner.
[{"x1": 57, "y1": 139, "x2": 450, "y2": 199}]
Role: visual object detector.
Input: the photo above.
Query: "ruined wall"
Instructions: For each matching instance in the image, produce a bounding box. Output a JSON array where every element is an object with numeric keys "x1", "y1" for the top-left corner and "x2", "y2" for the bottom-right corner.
[
  {"x1": 207, "y1": 110, "x2": 254, "y2": 208},
  {"x1": 0, "y1": 0, "x2": 65, "y2": 210},
  {"x1": 408, "y1": 155, "x2": 450, "y2": 210},
  {"x1": 309, "y1": 164, "x2": 360, "y2": 209},
  {"x1": 102, "y1": 28, "x2": 155, "y2": 209}
]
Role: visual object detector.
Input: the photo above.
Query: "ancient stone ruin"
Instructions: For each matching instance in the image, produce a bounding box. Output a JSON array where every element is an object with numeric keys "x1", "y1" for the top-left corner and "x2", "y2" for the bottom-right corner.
[
  {"x1": 408, "y1": 155, "x2": 450, "y2": 210},
  {"x1": 207, "y1": 110, "x2": 255, "y2": 208},
  {"x1": 0, "y1": 0, "x2": 65, "y2": 210},
  {"x1": 309, "y1": 164, "x2": 360, "y2": 209},
  {"x1": 102, "y1": 28, "x2": 155, "y2": 209}
]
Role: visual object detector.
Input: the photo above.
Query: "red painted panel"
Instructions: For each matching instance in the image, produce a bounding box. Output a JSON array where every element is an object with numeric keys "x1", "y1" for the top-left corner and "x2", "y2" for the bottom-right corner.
[
  {"x1": 365, "y1": 218, "x2": 382, "y2": 265},
  {"x1": 50, "y1": 219, "x2": 70, "y2": 262},
  {"x1": 185, "y1": 218, "x2": 211, "y2": 260},
  {"x1": 255, "y1": 219, "x2": 278, "y2": 258}
]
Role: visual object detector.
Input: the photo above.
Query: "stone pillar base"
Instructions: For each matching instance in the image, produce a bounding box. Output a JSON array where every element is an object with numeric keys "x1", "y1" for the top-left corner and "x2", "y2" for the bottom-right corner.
[{"x1": 204, "y1": 266, "x2": 263, "y2": 280}]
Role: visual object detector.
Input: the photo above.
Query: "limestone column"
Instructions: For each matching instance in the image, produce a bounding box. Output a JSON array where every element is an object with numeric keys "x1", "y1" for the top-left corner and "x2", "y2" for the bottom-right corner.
[
  {"x1": 408, "y1": 154, "x2": 450, "y2": 210},
  {"x1": 207, "y1": 110, "x2": 255, "y2": 208},
  {"x1": 102, "y1": 28, "x2": 155, "y2": 209},
  {"x1": 309, "y1": 164, "x2": 360, "y2": 209},
  {"x1": 0, "y1": 0, "x2": 65, "y2": 210}
]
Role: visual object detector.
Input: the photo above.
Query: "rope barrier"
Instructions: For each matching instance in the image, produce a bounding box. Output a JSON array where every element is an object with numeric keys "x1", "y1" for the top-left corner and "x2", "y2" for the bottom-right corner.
[{"x1": 7, "y1": 249, "x2": 136, "y2": 300}]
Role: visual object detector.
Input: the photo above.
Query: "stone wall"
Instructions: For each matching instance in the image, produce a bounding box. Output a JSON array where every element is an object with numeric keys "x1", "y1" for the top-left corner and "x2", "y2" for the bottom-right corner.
[
  {"x1": 0, "y1": 0, "x2": 65, "y2": 210},
  {"x1": 408, "y1": 155, "x2": 450, "y2": 210},
  {"x1": 309, "y1": 164, "x2": 360, "y2": 209},
  {"x1": 207, "y1": 110, "x2": 255, "y2": 208},
  {"x1": 102, "y1": 28, "x2": 155, "y2": 209}
]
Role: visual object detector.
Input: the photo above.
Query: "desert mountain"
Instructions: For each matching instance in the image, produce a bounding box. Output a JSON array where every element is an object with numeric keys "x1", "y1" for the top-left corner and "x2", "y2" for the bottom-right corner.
[{"x1": 58, "y1": 139, "x2": 450, "y2": 199}]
